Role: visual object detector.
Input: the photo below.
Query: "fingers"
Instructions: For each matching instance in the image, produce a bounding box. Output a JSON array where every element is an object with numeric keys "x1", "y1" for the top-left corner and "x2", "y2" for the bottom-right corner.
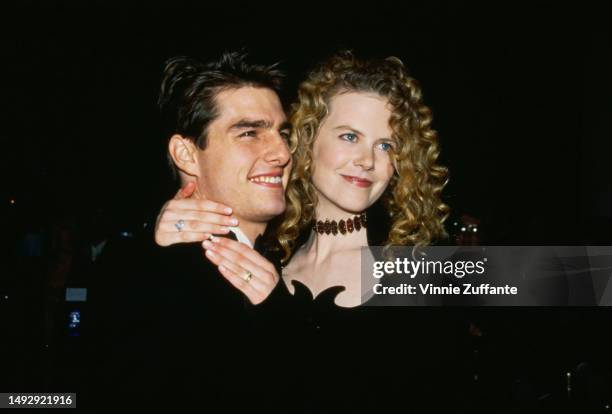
[
  {"x1": 155, "y1": 231, "x2": 212, "y2": 247},
  {"x1": 162, "y1": 210, "x2": 238, "y2": 227},
  {"x1": 165, "y1": 198, "x2": 233, "y2": 216},
  {"x1": 203, "y1": 240, "x2": 276, "y2": 285},
  {"x1": 155, "y1": 215, "x2": 231, "y2": 246},
  {"x1": 154, "y1": 196, "x2": 236, "y2": 247},
  {"x1": 218, "y1": 265, "x2": 263, "y2": 304},
  {"x1": 158, "y1": 220, "x2": 231, "y2": 237},
  {"x1": 204, "y1": 249, "x2": 263, "y2": 304},
  {"x1": 202, "y1": 240, "x2": 279, "y2": 304},
  {"x1": 207, "y1": 237, "x2": 277, "y2": 275},
  {"x1": 206, "y1": 249, "x2": 266, "y2": 291}
]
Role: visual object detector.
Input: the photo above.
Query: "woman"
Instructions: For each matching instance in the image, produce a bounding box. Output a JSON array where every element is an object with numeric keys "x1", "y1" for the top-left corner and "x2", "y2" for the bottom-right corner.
[{"x1": 154, "y1": 51, "x2": 466, "y2": 412}]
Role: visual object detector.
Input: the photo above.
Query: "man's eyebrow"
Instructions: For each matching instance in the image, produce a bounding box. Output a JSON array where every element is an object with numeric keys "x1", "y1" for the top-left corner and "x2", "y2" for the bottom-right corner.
[{"x1": 228, "y1": 119, "x2": 273, "y2": 131}]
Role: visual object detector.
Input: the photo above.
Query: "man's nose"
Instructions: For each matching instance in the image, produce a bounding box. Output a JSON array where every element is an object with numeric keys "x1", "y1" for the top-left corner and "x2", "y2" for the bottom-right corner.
[{"x1": 264, "y1": 133, "x2": 291, "y2": 166}]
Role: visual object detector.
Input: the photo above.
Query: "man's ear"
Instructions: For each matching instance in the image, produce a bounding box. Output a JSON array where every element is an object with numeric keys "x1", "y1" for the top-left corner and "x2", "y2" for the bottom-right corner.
[{"x1": 168, "y1": 134, "x2": 200, "y2": 177}]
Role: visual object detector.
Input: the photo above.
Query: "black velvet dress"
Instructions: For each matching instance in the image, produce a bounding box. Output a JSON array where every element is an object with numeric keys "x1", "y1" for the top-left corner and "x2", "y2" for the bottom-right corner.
[{"x1": 252, "y1": 202, "x2": 472, "y2": 413}]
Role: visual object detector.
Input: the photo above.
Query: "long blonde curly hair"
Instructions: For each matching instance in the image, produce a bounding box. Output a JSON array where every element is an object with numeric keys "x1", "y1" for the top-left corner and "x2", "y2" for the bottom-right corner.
[{"x1": 277, "y1": 51, "x2": 449, "y2": 261}]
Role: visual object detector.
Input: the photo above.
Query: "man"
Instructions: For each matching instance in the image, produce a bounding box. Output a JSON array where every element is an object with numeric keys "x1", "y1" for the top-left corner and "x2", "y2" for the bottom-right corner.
[
  {"x1": 86, "y1": 52, "x2": 291, "y2": 411},
  {"x1": 156, "y1": 53, "x2": 291, "y2": 247}
]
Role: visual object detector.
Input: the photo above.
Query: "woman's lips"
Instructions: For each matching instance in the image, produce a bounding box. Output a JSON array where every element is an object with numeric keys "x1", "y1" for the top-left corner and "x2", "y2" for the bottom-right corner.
[{"x1": 341, "y1": 174, "x2": 373, "y2": 188}]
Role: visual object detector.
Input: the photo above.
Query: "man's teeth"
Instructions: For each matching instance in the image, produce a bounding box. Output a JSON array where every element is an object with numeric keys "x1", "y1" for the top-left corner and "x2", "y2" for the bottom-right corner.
[{"x1": 250, "y1": 176, "x2": 282, "y2": 184}]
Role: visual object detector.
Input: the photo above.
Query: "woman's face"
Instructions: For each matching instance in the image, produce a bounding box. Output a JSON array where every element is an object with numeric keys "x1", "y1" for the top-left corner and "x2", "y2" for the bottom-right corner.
[{"x1": 311, "y1": 91, "x2": 396, "y2": 218}]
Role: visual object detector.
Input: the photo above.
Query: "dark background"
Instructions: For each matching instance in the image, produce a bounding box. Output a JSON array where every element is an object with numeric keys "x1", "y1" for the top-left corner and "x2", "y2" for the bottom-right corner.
[
  {"x1": 1, "y1": 0, "x2": 611, "y2": 409},
  {"x1": 1, "y1": 0, "x2": 609, "y2": 243}
]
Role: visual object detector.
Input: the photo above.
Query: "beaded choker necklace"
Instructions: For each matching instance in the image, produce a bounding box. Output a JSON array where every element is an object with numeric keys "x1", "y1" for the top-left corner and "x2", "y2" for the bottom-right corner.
[{"x1": 313, "y1": 213, "x2": 367, "y2": 236}]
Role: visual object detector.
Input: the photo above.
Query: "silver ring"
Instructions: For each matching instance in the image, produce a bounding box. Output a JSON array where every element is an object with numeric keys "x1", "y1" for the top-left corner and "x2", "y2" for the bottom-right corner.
[{"x1": 175, "y1": 219, "x2": 185, "y2": 232}]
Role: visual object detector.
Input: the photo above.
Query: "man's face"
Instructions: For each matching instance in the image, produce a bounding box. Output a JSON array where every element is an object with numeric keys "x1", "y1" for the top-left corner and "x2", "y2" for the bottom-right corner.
[{"x1": 195, "y1": 86, "x2": 291, "y2": 224}]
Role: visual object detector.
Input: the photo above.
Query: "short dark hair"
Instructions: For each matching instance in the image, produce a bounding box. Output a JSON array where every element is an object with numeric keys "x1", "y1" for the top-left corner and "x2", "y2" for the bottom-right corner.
[{"x1": 158, "y1": 51, "x2": 284, "y2": 173}]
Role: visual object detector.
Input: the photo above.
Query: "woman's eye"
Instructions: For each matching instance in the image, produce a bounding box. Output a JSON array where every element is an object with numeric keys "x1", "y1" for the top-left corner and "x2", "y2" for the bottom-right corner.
[
  {"x1": 378, "y1": 142, "x2": 394, "y2": 152},
  {"x1": 280, "y1": 131, "x2": 291, "y2": 141},
  {"x1": 239, "y1": 130, "x2": 257, "y2": 138},
  {"x1": 340, "y1": 132, "x2": 358, "y2": 142}
]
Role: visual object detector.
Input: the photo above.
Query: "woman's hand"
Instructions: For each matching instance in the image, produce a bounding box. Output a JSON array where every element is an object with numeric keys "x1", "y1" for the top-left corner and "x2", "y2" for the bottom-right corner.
[
  {"x1": 202, "y1": 237, "x2": 279, "y2": 305},
  {"x1": 154, "y1": 182, "x2": 238, "y2": 246}
]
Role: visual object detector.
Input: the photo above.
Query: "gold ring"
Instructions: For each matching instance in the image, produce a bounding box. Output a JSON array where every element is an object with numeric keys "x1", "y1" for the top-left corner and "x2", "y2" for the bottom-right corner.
[{"x1": 242, "y1": 271, "x2": 253, "y2": 283}]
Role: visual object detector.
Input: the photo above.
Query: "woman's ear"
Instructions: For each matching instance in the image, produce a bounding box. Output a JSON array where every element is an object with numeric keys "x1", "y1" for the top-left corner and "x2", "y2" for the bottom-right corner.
[{"x1": 168, "y1": 134, "x2": 200, "y2": 178}]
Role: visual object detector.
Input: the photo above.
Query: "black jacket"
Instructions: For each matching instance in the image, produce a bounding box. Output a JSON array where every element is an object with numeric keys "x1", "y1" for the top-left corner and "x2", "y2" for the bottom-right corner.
[{"x1": 84, "y1": 233, "x2": 275, "y2": 411}]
